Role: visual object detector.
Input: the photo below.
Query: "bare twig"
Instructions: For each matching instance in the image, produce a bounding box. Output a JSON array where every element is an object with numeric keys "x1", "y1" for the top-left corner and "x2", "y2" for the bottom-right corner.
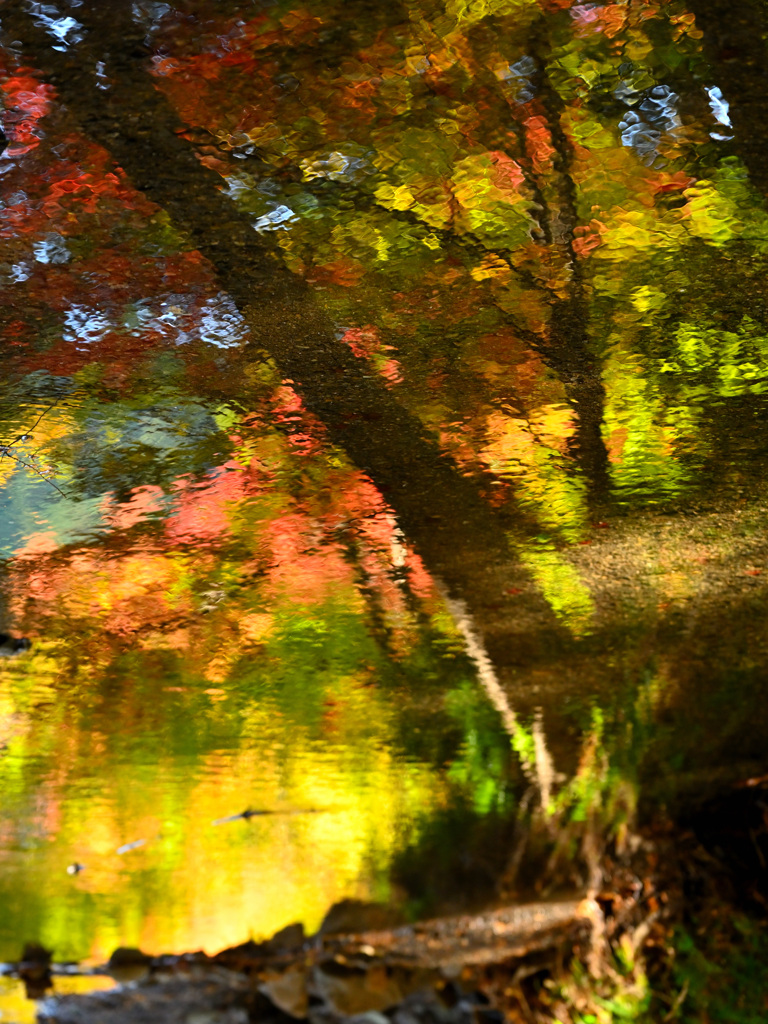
[
  {"x1": 0, "y1": 400, "x2": 68, "y2": 497},
  {"x1": 662, "y1": 978, "x2": 690, "y2": 1021}
]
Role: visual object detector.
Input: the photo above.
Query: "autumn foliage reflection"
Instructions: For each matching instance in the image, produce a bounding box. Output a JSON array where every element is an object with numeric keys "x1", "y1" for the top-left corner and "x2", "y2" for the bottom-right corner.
[{"x1": 3, "y1": 0, "x2": 768, "y2": 977}]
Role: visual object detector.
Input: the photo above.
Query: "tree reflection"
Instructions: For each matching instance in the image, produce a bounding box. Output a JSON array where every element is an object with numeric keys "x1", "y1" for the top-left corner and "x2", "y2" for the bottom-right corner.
[{"x1": 1, "y1": 0, "x2": 768, "y2": 975}]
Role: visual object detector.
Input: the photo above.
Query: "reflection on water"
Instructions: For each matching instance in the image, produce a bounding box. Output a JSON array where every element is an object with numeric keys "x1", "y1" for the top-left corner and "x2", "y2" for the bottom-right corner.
[
  {"x1": 0, "y1": 976, "x2": 115, "y2": 1024},
  {"x1": 0, "y1": 381, "x2": 505, "y2": 959},
  {"x1": 2, "y1": 0, "x2": 768, "y2": 1012}
]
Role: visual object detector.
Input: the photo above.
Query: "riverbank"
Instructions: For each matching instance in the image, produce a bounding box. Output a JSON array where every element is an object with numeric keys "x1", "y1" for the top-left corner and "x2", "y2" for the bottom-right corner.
[{"x1": 16, "y1": 778, "x2": 768, "y2": 1024}]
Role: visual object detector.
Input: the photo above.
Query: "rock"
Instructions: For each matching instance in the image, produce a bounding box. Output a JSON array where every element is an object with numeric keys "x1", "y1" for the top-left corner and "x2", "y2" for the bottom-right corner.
[
  {"x1": 311, "y1": 961, "x2": 401, "y2": 1016},
  {"x1": 264, "y1": 923, "x2": 306, "y2": 955},
  {"x1": 318, "y1": 902, "x2": 405, "y2": 937},
  {"x1": 108, "y1": 947, "x2": 153, "y2": 984},
  {"x1": 19, "y1": 942, "x2": 52, "y2": 999},
  {"x1": 347, "y1": 1013, "x2": 391, "y2": 1024},
  {"x1": 259, "y1": 965, "x2": 309, "y2": 1018},
  {"x1": 38, "y1": 970, "x2": 251, "y2": 1024}
]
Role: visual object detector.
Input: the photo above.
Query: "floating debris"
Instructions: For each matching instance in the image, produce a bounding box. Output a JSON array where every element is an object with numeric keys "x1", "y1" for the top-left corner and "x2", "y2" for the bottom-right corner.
[
  {"x1": 212, "y1": 808, "x2": 321, "y2": 825},
  {"x1": 116, "y1": 839, "x2": 146, "y2": 855},
  {"x1": 212, "y1": 808, "x2": 272, "y2": 825}
]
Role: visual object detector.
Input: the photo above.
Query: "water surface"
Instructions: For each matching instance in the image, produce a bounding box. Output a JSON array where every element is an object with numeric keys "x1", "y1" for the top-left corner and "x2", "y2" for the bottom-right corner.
[{"x1": 1, "y1": 0, "x2": 768, "y2": 1003}]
